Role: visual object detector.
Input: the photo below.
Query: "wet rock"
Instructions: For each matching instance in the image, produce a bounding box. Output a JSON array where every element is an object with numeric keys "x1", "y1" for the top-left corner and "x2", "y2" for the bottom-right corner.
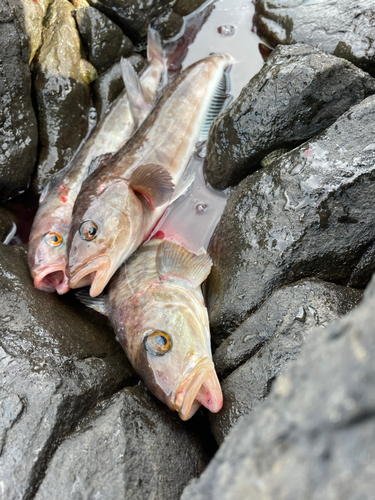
[
  {"x1": 75, "y1": 6, "x2": 133, "y2": 74},
  {"x1": 19, "y1": 0, "x2": 52, "y2": 63},
  {"x1": 152, "y1": 9, "x2": 184, "y2": 40},
  {"x1": 0, "y1": 243, "x2": 135, "y2": 499},
  {"x1": 174, "y1": 0, "x2": 207, "y2": 16},
  {"x1": 0, "y1": 206, "x2": 17, "y2": 243},
  {"x1": 254, "y1": 0, "x2": 375, "y2": 77},
  {"x1": 210, "y1": 279, "x2": 362, "y2": 444},
  {"x1": 36, "y1": 385, "x2": 208, "y2": 500},
  {"x1": 93, "y1": 54, "x2": 146, "y2": 120},
  {"x1": 87, "y1": 0, "x2": 151, "y2": 38},
  {"x1": 182, "y1": 274, "x2": 375, "y2": 500},
  {"x1": 0, "y1": 0, "x2": 38, "y2": 200},
  {"x1": 32, "y1": 0, "x2": 91, "y2": 194},
  {"x1": 205, "y1": 44, "x2": 375, "y2": 189},
  {"x1": 206, "y1": 95, "x2": 375, "y2": 343},
  {"x1": 348, "y1": 241, "x2": 375, "y2": 288}
]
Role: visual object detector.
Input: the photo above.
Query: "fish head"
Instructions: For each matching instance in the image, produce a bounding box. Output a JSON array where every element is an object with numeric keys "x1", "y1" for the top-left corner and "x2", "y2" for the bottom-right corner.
[
  {"x1": 119, "y1": 285, "x2": 223, "y2": 420},
  {"x1": 28, "y1": 209, "x2": 71, "y2": 295},
  {"x1": 67, "y1": 178, "x2": 143, "y2": 296}
]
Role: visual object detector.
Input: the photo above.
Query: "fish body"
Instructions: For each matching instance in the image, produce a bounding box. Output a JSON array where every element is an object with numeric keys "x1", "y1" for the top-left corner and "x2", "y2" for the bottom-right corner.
[
  {"x1": 28, "y1": 29, "x2": 165, "y2": 294},
  {"x1": 67, "y1": 53, "x2": 232, "y2": 297},
  {"x1": 81, "y1": 237, "x2": 222, "y2": 420}
]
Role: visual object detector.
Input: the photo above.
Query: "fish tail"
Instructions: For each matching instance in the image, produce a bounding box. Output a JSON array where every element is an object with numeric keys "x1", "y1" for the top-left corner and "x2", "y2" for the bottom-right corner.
[{"x1": 147, "y1": 26, "x2": 164, "y2": 65}]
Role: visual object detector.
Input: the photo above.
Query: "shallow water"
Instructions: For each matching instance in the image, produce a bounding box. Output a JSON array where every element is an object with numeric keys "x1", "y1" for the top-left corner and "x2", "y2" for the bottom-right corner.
[{"x1": 152, "y1": 0, "x2": 265, "y2": 252}]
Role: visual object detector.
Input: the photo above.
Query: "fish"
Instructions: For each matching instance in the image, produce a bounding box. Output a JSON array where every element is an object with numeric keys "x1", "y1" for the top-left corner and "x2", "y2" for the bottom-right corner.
[
  {"x1": 77, "y1": 237, "x2": 223, "y2": 420},
  {"x1": 28, "y1": 28, "x2": 166, "y2": 295},
  {"x1": 67, "y1": 53, "x2": 232, "y2": 297}
]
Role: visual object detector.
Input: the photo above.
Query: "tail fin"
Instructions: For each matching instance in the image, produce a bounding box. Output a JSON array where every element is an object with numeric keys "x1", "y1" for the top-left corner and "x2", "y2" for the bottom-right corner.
[
  {"x1": 121, "y1": 57, "x2": 153, "y2": 126},
  {"x1": 147, "y1": 26, "x2": 168, "y2": 89}
]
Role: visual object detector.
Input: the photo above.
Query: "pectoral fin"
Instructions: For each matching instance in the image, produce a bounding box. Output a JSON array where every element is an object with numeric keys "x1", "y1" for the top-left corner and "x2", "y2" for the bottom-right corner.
[
  {"x1": 75, "y1": 288, "x2": 108, "y2": 316},
  {"x1": 129, "y1": 164, "x2": 175, "y2": 208},
  {"x1": 156, "y1": 240, "x2": 212, "y2": 288}
]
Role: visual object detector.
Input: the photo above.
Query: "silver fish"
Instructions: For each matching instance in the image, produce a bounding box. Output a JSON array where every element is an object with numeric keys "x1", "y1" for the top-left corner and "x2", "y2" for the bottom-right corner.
[
  {"x1": 67, "y1": 53, "x2": 232, "y2": 297},
  {"x1": 28, "y1": 28, "x2": 166, "y2": 294},
  {"x1": 78, "y1": 237, "x2": 223, "y2": 420}
]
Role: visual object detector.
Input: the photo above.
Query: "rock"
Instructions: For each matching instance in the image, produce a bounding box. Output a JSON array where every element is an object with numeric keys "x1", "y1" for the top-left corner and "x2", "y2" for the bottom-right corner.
[
  {"x1": 32, "y1": 0, "x2": 91, "y2": 194},
  {"x1": 19, "y1": 0, "x2": 52, "y2": 63},
  {"x1": 0, "y1": 0, "x2": 38, "y2": 200},
  {"x1": 205, "y1": 44, "x2": 375, "y2": 189},
  {"x1": 254, "y1": 0, "x2": 375, "y2": 77},
  {"x1": 93, "y1": 54, "x2": 146, "y2": 120},
  {"x1": 75, "y1": 6, "x2": 133, "y2": 74},
  {"x1": 174, "y1": 0, "x2": 207, "y2": 16},
  {"x1": 152, "y1": 9, "x2": 184, "y2": 40},
  {"x1": 182, "y1": 274, "x2": 375, "y2": 500},
  {"x1": 87, "y1": 0, "x2": 151, "y2": 38},
  {"x1": 347, "y1": 241, "x2": 375, "y2": 288},
  {"x1": 0, "y1": 243, "x2": 135, "y2": 499},
  {"x1": 206, "y1": 95, "x2": 375, "y2": 343},
  {"x1": 0, "y1": 206, "x2": 16, "y2": 243},
  {"x1": 210, "y1": 279, "x2": 362, "y2": 444},
  {"x1": 36, "y1": 385, "x2": 209, "y2": 500}
]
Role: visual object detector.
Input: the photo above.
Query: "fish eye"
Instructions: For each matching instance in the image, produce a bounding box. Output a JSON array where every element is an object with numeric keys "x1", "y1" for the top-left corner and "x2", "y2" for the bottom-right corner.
[
  {"x1": 44, "y1": 231, "x2": 63, "y2": 247},
  {"x1": 144, "y1": 331, "x2": 172, "y2": 356},
  {"x1": 79, "y1": 220, "x2": 98, "y2": 241}
]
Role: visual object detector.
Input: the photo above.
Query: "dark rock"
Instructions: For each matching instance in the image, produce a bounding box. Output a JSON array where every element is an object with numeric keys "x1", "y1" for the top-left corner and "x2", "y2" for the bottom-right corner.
[
  {"x1": 87, "y1": 0, "x2": 151, "y2": 38},
  {"x1": 254, "y1": 0, "x2": 375, "y2": 77},
  {"x1": 0, "y1": 0, "x2": 38, "y2": 200},
  {"x1": 348, "y1": 241, "x2": 375, "y2": 288},
  {"x1": 182, "y1": 274, "x2": 375, "y2": 500},
  {"x1": 93, "y1": 54, "x2": 146, "y2": 120},
  {"x1": 75, "y1": 6, "x2": 133, "y2": 74},
  {"x1": 152, "y1": 9, "x2": 184, "y2": 40},
  {"x1": 0, "y1": 206, "x2": 16, "y2": 243},
  {"x1": 206, "y1": 95, "x2": 375, "y2": 343},
  {"x1": 205, "y1": 44, "x2": 375, "y2": 189},
  {"x1": 31, "y1": 0, "x2": 91, "y2": 194},
  {"x1": 174, "y1": 0, "x2": 206, "y2": 16},
  {"x1": 0, "y1": 243, "x2": 135, "y2": 499},
  {"x1": 36, "y1": 385, "x2": 208, "y2": 500},
  {"x1": 210, "y1": 279, "x2": 362, "y2": 444}
]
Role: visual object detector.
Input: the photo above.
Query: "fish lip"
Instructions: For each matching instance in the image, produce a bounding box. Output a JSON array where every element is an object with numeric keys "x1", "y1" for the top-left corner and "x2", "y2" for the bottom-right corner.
[
  {"x1": 175, "y1": 357, "x2": 223, "y2": 421},
  {"x1": 68, "y1": 255, "x2": 110, "y2": 296},
  {"x1": 33, "y1": 263, "x2": 70, "y2": 294}
]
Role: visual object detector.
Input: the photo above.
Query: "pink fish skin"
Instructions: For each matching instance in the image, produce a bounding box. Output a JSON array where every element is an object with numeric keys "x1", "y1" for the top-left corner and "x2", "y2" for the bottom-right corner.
[
  {"x1": 67, "y1": 53, "x2": 232, "y2": 297},
  {"x1": 98, "y1": 237, "x2": 223, "y2": 420},
  {"x1": 28, "y1": 28, "x2": 166, "y2": 294}
]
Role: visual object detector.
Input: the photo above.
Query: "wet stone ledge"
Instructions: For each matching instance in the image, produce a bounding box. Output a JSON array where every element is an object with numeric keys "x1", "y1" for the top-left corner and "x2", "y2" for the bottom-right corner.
[{"x1": 206, "y1": 95, "x2": 375, "y2": 344}]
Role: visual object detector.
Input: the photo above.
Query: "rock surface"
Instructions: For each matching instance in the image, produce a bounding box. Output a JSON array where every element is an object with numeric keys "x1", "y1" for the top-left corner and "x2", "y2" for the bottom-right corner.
[
  {"x1": 206, "y1": 95, "x2": 375, "y2": 342},
  {"x1": 0, "y1": 0, "x2": 38, "y2": 200},
  {"x1": 36, "y1": 385, "x2": 209, "y2": 500},
  {"x1": 0, "y1": 206, "x2": 16, "y2": 243},
  {"x1": 183, "y1": 274, "x2": 375, "y2": 500},
  {"x1": 205, "y1": 44, "x2": 375, "y2": 189},
  {"x1": 254, "y1": 0, "x2": 375, "y2": 77},
  {"x1": 75, "y1": 6, "x2": 133, "y2": 74},
  {"x1": 210, "y1": 279, "x2": 362, "y2": 444},
  {"x1": 32, "y1": 0, "x2": 91, "y2": 193},
  {"x1": 0, "y1": 243, "x2": 135, "y2": 500}
]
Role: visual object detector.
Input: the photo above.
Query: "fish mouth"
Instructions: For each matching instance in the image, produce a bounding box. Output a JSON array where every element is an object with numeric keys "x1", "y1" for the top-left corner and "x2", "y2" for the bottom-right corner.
[
  {"x1": 175, "y1": 357, "x2": 223, "y2": 421},
  {"x1": 33, "y1": 264, "x2": 70, "y2": 295},
  {"x1": 68, "y1": 255, "x2": 111, "y2": 297}
]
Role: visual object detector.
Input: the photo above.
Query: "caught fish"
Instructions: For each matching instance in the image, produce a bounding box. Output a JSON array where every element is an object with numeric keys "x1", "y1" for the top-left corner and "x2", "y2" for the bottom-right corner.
[
  {"x1": 67, "y1": 53, "x2": 232, "y2": 297},
  {"x1": 78, "y1": 237, "x2": 223, "y2": 420},
  {"x1": 28, "y1": 28, "x2": 166, "y2": 294}
]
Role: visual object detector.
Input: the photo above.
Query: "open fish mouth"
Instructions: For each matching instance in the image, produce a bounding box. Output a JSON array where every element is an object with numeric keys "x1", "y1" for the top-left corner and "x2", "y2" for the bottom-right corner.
[
  {"x1": 68, "y1": 255, "x2": 111, "y2": 297},
  {"x1": 33, "y1": 264, "x2": 70, "y2": 294},
  {"x1": 175, "y1": 357, "x2": 223, "y2": 421}
]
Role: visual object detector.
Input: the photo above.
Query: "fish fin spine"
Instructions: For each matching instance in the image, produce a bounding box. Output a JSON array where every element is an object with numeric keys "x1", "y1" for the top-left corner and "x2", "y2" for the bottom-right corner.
[
  {"x1": 156, "y1": 240, "x2": 212, "y2": 288},
  {"x1": 75, "y1": 288, "x2": 108, "y2": 316},
  {"x1": 199, "y1": 71, "x2": 232, "y2": 141},
  {"x1": 129, "y1": 164, "x2": 175, "y2": 208}
]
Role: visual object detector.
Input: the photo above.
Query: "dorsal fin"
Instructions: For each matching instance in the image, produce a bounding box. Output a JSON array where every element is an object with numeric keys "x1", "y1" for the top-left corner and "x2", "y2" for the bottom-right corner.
[
  {"x1": 199, "y1": 71, "x2": 231, "y2": 141},
  {"x1": 121, "y1": 57, "x2": 153, "y2": 126},
  {"x1": 75, "y1": 288, "x2": 108, "y2": 316},
  {"x1": 129, "y1": 164, "x2": 175, "y2": 209},
  {"x1": 156, "y1": 240, "x2": 212, "y2": 288}
]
